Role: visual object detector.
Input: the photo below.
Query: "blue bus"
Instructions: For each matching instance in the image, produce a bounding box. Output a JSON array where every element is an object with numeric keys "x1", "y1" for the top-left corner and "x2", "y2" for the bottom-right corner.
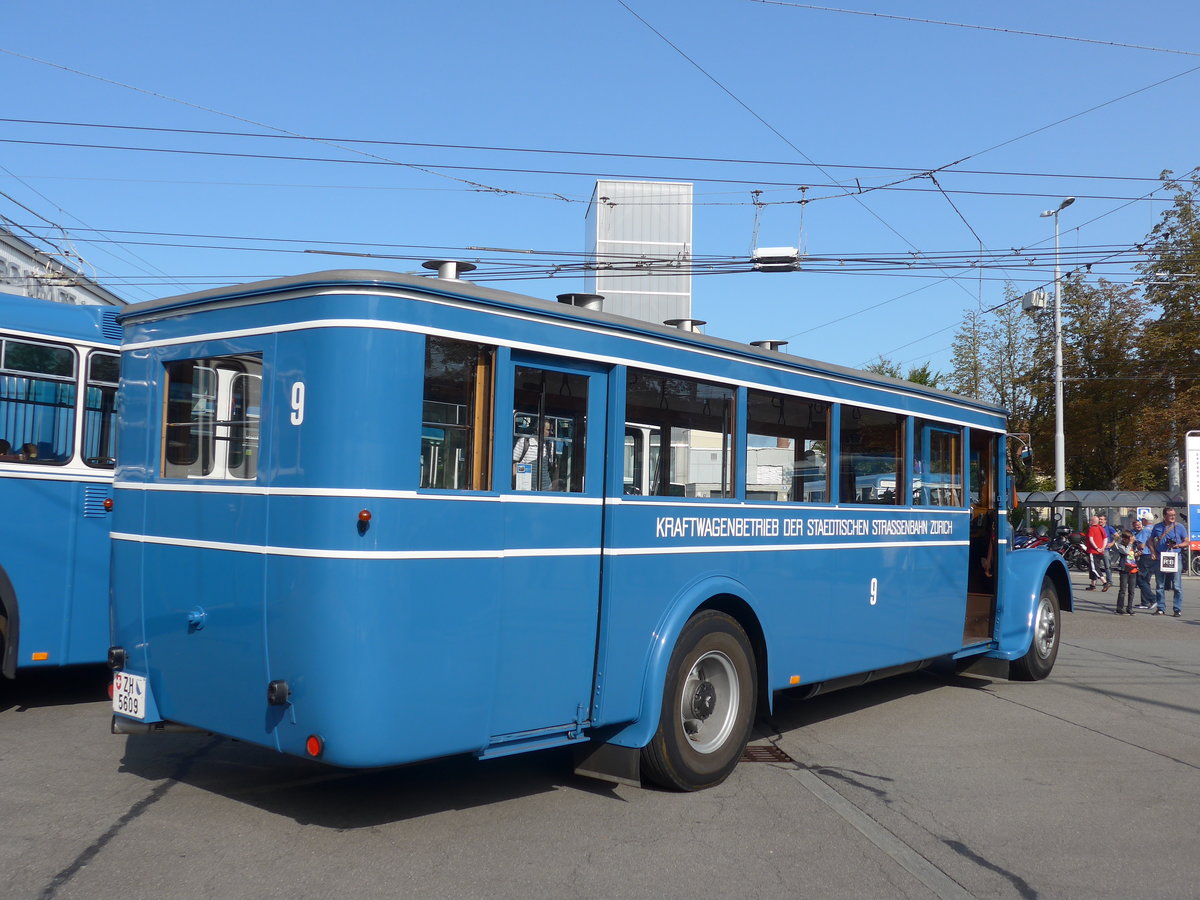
[
  {"x1": 108, "y1": 268, "x2": 1070, "y2": 790},
  {"x1": 0, "y1": 292, "x2": 121, "y2": 678}
]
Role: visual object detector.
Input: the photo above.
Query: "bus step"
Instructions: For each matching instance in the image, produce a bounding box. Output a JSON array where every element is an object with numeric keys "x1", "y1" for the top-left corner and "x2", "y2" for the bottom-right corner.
[{"x1": 477, "y1": 730, "x2": 591, "y2": 760}]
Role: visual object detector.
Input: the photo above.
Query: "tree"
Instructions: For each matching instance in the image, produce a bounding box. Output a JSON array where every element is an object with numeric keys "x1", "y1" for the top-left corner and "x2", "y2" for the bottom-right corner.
[
  {"x1": 1057, "y1": 276, "x2": 1151, "y2": 489},
  {"x1": 948, "y1": 307, "x2": 985, "y2": 399},
  {"x1": 1136, "y1": 168, "x2": 1200, "y2": 489},
  {"x1": 864, "y1": 356, "x2": 942, "y2": 387}
]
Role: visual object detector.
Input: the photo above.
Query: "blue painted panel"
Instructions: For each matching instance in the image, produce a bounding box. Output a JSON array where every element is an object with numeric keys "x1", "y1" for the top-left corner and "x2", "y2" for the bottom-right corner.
[
  {"x1": 1, "y1": 472, "x2": 113, "y2": 669},
  {"x1": 137, "y1": 543, "x2": 269, "y2": 738},
  {"x1": 263, "y1": 557, "x2": 501, "y2": 766}
]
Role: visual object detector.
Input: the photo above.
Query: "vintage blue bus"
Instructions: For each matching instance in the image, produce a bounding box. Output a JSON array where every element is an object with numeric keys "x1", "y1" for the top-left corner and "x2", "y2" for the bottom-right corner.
[
  {"x1": 0, "y1": 292, "x2": 120, "y2": 677},
  {"x1": 108, "y1": 268, "x2": 1070, "y2": 790}
]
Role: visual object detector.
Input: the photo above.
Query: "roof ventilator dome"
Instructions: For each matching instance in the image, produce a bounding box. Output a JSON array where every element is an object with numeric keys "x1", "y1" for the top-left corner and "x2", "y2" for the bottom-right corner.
[
  {"x1": 422, "y1": 260, "x2": 477, "y2": 281},
  {"x1": 556, "y1": 293, "x2": 604, "y2": 311},
  {"x1": 664, "y1": 318, "x2": 706, "y2": 333}
]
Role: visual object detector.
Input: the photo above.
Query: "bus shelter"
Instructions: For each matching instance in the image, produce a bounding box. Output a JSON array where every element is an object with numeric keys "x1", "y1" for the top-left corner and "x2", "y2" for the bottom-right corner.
[{"x1": 1017, "y1": 489, "x2": 1193, "y2": 573}]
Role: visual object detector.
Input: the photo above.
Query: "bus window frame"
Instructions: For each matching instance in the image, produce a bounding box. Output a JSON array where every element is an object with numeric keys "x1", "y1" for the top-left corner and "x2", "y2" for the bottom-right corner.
[
  {"x1": 82, "y1": 349, "x2": 120, "y2": 469},
  {"x1": 160, "y1": 353, "x2": 263, "y2": 481},
  {"x1": 0, "y1": 335, "x2": 79, "y2": 467}
]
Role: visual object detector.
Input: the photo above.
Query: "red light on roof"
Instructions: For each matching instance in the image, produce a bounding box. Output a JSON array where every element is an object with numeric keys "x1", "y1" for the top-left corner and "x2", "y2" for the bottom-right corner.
[
  {"x1": 358, "y1": 509, "x2": 372, "y2": 522},
  {"x1": 103, "y1": 498, "x2": 113, "y2": 512}
]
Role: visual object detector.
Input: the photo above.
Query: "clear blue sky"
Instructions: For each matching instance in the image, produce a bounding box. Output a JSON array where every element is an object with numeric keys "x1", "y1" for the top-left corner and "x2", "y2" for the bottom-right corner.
[{"x1": 1, "y1": 1, "x2": 1196, "y2": 373}]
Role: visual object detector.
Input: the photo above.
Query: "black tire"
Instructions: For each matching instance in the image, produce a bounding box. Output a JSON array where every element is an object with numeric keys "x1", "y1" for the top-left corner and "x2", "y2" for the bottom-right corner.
[
  {"x1": 641, "y1": 610, "x2": 757, "y2": 791},
  {"x1": 1191, "y1": 554, "x2": 1200, "y2": 577},
  {"x1": 1010, "y1": 579, "x2": 1061, "y2": 681}
]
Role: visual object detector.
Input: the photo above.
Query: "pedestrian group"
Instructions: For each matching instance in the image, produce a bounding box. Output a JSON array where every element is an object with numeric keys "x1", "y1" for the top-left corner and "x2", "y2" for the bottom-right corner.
[{"x1": 1086, "y1": 507, "x2": 1186, "y2": 617}]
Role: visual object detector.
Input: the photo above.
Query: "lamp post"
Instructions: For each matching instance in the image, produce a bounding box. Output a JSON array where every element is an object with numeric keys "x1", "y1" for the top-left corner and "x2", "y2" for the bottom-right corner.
[{"x1": 1040, "y1": 197, "x2": 1075, "y2": 493}]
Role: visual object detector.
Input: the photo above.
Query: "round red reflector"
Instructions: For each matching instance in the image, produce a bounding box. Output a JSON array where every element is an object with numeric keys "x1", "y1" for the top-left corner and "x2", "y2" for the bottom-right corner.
[
  {"x1": 103, "y1": 498, "x2": 113, "y2": 511},
  {"x1": 107, "y1": 682, "x2": 114, "y2": 699},
  {"x1": 305, "y1": 735, "x2": 324, "y2": 757},
  {"x1": 358, "y1": 509, "x2": 372, "y2": 522}
]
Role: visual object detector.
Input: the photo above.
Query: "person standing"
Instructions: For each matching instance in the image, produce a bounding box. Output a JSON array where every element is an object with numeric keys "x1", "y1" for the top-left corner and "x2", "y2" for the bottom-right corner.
[
  {"x1": 1113, "y1": 530, "x2": 1138, "y2": 615},
  {"x1": 1148, "y1": 507, "x2": 1187, "y2": 617},
  {"x1": 1085, "y1": 514, "x2": 1107, "y2": 592},
  {"x1": 1134, "y1": 515, "x2": 1157, "y2": 610},
  {"x1": 1099, "y1": 514, "x2": 1116, "y2": 589}
]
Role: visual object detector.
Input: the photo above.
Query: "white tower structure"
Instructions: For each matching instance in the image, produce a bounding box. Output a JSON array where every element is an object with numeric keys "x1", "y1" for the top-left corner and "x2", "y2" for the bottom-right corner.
[{"x1": 585, "y1": 180, "x2": 692, "y2": 324}]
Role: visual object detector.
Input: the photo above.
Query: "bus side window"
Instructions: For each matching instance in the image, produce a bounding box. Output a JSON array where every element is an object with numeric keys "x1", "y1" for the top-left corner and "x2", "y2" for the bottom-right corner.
[
  {"x1": 839, "y1": 405, "x2": 905, "y2": 505},
  {"x1": 745, "y1": 390, "x2": 829, "y2": 502},
  {"x1": 511, "y1": 366, "x2": 589, "y2": 493},
  {"x1": 0, "y1": 336, "x2": 77, "y2": 464},
  {"x1": 625, "y1": 369, "x2": 734, "y2": 499},
  {"x1": 420, "y1": 336, "x2": 494, "y2": 491},
  {"x1": 83, "y1": 351, "x2": 119, "y2": 468},
  {"x1": 914, "y1": 423, "x2": 963, "y2": 507}
]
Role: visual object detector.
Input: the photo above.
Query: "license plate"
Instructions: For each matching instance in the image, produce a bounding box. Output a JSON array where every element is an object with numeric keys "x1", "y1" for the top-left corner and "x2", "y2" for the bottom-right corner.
[{"x1": 112, "y1": 672, "x2": 148, "y2": 720}]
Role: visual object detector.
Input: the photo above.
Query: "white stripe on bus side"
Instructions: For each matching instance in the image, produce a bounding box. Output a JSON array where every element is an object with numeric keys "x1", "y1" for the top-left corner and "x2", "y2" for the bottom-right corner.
[{"x1": 109, "y1": 531, "x2": 968, "y2": 560}]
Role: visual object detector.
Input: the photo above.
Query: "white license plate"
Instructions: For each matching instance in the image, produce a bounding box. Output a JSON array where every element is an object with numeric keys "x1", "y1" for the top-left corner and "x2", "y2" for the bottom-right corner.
[{"x1": 112, "y1": 672, "x2": 148, "y2": 720}]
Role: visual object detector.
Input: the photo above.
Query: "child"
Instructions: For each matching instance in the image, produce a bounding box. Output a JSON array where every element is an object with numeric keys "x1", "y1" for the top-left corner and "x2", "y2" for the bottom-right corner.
[{"x1": 1114, "y1": 530, "x2": 1138, "y2": 615}]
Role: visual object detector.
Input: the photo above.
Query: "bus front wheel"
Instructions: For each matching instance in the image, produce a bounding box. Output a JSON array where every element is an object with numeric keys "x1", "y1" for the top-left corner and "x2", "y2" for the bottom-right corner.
[
  {"x1": 1010, "y1": 579, "x2": 1061, "y2": 681},
  {"x1": 641, "y1": 610, "x2": 756, "y2": 791}
]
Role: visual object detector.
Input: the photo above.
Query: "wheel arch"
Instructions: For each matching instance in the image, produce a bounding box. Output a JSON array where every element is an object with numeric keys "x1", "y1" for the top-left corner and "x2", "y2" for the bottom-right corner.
[
  {"x1": 0, "y1": 563, "x2": 20, "y2": 679},
  {"x1": 988, "y1": 551, "x2": 1071, "y2": 662},
  {"x1": 604, "y1": 575, "x2": 766, "y2": 749}
]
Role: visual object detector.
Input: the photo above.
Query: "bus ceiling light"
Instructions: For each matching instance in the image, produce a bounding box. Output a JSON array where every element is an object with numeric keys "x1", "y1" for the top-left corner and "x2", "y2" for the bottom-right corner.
[
  {"x1": 422, "y1": 259, "x2": 477, "y2": 281},
  {"x1": 305, "y1": 734, "x2": 324, "y2": 758},
  {"x1": 556, "y1": 293, "x2": 604, "y2": 312}
]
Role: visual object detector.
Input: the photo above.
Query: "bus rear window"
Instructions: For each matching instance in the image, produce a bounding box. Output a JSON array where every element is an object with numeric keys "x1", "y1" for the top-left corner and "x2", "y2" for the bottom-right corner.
[{"x1": 162, "y1": 354, "x2": 262, "y2": 480}]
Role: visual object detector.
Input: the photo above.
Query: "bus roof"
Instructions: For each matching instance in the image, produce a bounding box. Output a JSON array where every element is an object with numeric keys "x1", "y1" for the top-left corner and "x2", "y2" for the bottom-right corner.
[
  {"x1": 118, "y1": 269, "x2": 1006, "y2": 417},
  {"x1": 0, "y1": 291, "x2": 122, "y2": 346}
]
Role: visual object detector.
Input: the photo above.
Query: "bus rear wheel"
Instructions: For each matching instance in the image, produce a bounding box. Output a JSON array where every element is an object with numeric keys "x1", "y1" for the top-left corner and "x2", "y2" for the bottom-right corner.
[
  {"x1": 1010, "y1": 579, "x2": 1061, "y2": 681},
  {"x1": 641, "y1": 610, "x2": 756, "y2": 791}
]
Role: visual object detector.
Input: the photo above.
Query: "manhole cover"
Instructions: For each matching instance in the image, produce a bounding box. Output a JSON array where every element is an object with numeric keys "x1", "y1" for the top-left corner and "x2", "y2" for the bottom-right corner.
[{"x1": 741, "y1": 744, "x2": 794, "y2": 763}]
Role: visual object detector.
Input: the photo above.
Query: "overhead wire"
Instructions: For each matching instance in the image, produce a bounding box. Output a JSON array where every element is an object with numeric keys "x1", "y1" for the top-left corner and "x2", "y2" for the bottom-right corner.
[{"x1": 746, "y1": 1, "x2": 1200, "y2": 58}]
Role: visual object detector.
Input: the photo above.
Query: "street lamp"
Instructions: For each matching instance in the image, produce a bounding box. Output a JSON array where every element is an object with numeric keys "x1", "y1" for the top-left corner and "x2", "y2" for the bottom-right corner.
[{"x1": 1040, "y1": 196, "x2": 1075, "y2": 493}]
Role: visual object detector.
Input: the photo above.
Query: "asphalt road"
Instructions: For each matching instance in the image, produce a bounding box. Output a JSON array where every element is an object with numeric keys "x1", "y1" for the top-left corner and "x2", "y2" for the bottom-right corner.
[{"x1": 2, "y1": 572, "x2": 1197, "y2": 900}]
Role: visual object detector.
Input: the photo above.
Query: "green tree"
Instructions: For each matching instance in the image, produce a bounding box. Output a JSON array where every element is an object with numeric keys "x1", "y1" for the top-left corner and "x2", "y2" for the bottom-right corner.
[
  {"x1": 865, "y1": 356, "x2": 942, "y2": 387},
  {"x1": 1136, "y1": 168, "x2": 1200, "y2": 489},
  {"x1": 1058, "y1": 276, "x2": 1151, "y2": 489}
]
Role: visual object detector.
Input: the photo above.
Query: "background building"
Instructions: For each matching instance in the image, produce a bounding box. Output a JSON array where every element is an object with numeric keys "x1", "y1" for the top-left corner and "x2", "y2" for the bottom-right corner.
[
  {"x1": 584, "y1": 180, "x2": 692, "y2": 325},
  {"x1": 0, "y1": 226, "x2": 125, "y2": 306}
]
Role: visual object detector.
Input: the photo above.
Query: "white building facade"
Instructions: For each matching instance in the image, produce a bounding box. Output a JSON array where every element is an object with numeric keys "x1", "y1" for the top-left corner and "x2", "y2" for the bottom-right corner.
[
  {"x1": 0, "y1": 228, "x2": 124, "y2": 306},
  {"x1": 584, "y1": 180, "x2": 692, "y2": 325}
]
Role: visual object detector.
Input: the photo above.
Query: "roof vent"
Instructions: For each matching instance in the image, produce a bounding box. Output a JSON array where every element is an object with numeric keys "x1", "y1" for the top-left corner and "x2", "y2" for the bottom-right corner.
[
  {"x1": 750, "y1": 340, "x2": 789, "y2": 352},
  {"x1": 422, "y1": 260, "x2": 477, "y2": 281},
  {"x1": 556, "y1": 293, "x2": 604, "y2": 311},
  {"x1": 664, "y1": 318, "x2": 706, "y2": 333}
]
